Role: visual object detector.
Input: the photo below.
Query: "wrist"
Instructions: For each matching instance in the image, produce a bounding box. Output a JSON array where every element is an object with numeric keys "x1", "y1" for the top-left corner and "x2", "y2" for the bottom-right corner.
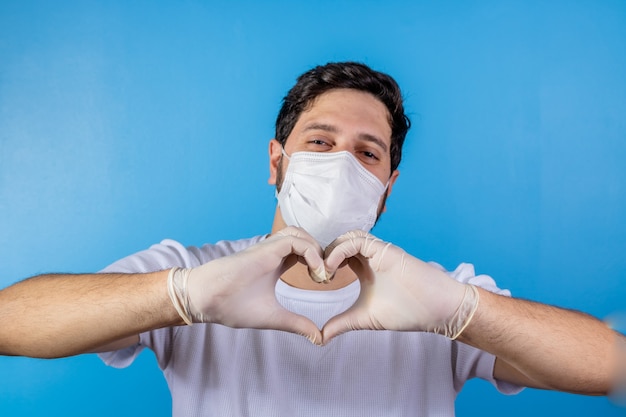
[
  {"x1": 167, "y1": 267, "x2": 194, "y2": 325},
  {"x1": 427, "y1": 283, "x2": 479, "y2": 339}
]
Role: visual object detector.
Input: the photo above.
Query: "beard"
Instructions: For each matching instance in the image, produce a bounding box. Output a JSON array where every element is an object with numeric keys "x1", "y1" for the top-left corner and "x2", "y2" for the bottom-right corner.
[{"x1": 275, "y1": 154, "x2": 286, "y2": 194}]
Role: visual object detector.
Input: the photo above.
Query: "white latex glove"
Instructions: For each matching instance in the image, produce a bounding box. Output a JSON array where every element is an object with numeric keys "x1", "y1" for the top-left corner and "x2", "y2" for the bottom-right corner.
[
  {"x1": 167, "y1": 227, "x2": 326, "y2": 344},
  {"x1": 322, "y1": 230, "x2": 479, "y2": 344}
]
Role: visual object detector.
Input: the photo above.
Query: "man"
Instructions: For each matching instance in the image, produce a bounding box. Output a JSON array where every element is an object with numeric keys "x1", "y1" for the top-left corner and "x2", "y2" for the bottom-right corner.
[{"x1": 0, "y1": 62, "x2": 619, "y2": 416}]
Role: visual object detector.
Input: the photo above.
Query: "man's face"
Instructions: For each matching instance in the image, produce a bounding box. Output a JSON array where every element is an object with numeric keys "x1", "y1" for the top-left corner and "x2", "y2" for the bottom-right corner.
[{"x1": 269, "y1": 88, "x2": 400, "y2": 219}]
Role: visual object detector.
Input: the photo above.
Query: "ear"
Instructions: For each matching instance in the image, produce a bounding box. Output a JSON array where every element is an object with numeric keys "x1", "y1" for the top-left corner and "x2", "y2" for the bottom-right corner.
[
  {"x1": 381, "y1": 169, "x2": 400, "y2": 213},
  {"x1": 268, "y1": 139, "x2": 283, "y2": 185}
]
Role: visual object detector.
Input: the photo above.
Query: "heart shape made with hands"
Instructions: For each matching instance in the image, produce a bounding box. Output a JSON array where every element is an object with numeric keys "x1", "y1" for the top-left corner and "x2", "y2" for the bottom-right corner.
[
  {"x1": 174, "y1": 227, "x2": 476, "y2": 347},
  {"x1": 273, "y1": 228, "x2": 476, "y2": 345},
  {"x1": 275, "y1": 229, "x2": 389, "y2": 344}
]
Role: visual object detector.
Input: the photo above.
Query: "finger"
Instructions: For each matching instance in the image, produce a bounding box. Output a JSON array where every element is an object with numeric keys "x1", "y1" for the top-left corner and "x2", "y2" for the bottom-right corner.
[
  {"x1": 273, "y1": 227, "x2": 326, "y2": 282},
  {"x1": 324, "y1": 232, "x2": 382, "y2": 275},
  {"x1": 324, "y1": 229, "x2": 372, "y2": 257},
  {"x1": 275, "y1": 226, "x2": 322, "y2": 249}
]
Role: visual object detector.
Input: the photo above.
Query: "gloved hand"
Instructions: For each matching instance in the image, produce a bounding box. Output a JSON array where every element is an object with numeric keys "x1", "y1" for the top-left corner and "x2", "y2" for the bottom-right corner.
[
  {"x1": 321, "y1": 230, "x2": 479, "y2": 344},
  {"x1": 167, "y1": 227, "x2": 326, "y2": 344}
]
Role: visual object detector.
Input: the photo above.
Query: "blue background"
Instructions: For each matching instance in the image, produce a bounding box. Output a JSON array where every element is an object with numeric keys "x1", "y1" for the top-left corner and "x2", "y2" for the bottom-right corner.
[{"x1": 1, "y1": 1, "x2": 625, "y2": 415}]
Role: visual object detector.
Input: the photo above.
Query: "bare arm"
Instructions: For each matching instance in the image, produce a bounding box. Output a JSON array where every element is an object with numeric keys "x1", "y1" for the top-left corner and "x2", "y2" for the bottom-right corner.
[
  {"x1": 0, "y1": 229, "x2": 329, "y2": 358},
  {"x1": 321, "y1": 232, "x2": 619, "y2": 396},
  {"x1": 457, "y1": 288, "x2": 616, "y2": 395},
  {"x1": 0, "y1": 271, "x2": 183, "y2": 358}
]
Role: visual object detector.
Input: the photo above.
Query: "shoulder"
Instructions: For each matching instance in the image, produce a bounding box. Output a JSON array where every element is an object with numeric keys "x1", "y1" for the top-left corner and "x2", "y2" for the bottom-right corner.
[
  {"x1": 428, "y1": 261, "x2": 512, "y2": 296},
  {"x1": 100, "y1": 234, "x2": 267, "y2": 273},
  {"x1": 191, "y1": 235, "x2": 268, "y2": 264}
]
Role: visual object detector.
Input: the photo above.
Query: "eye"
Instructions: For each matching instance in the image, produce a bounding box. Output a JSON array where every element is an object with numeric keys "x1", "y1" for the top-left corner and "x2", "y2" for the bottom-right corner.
[
  {"x1": 357, "y1": 149, "x2": 381, "y2": 164},
  {"x1": 362, "y1": 151, "x2": 379, "y2": 160},
  {"x1": 306, "y1": 138, "x2": 332, "y2": 149}
]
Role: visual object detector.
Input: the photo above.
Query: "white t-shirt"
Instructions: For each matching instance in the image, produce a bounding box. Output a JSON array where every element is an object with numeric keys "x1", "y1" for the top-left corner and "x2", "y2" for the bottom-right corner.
[{"x1": 99, "y1": 236, "x2": 521, "y2": 417}]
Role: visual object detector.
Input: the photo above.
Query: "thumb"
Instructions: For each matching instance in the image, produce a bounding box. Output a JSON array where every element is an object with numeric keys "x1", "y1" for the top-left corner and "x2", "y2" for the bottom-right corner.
[{"x1": 271, "y1": 309, "x2": 323, "y2": 346}]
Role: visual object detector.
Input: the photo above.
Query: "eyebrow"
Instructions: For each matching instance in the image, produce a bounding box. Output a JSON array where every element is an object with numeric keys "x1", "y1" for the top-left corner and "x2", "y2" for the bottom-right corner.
[{"x1": 303, "y1": 122, "x2": 389, "y2": 153}]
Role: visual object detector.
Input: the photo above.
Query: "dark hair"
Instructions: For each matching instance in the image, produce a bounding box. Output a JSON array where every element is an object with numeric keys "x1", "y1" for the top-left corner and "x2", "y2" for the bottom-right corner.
[{"x1": 275, "y1": 62, "x2": 410, "y2": 173}]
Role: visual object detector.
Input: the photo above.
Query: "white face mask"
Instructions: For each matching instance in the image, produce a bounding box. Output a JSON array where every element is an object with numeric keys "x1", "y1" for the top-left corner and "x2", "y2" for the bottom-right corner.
[{"x1": 276, "y1": 149, "x2": 388, "y2": 248}]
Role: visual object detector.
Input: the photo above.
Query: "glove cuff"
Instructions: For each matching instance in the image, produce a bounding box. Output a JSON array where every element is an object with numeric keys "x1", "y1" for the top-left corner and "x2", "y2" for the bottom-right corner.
[
  {"x1": 430, "y1": 284, "x2": 479, "y2": 339},
  {"x1": 167, "y1": 267, "x2": 194, "y2": 326}
]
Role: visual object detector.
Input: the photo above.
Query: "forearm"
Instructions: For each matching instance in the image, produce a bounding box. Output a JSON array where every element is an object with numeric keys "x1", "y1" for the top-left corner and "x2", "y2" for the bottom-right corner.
[
  {"x1": 0, "y1": 271, "x2": 183, "y2": 358},
  {"x1": 457, "y1": 287, "x2": 615, "y2": 395}
]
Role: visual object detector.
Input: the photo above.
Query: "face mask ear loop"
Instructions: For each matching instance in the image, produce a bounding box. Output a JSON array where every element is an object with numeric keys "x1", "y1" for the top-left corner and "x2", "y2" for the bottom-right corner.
[
  {"x1": 381, "y1": 177, "x2": 392, "y2": 193},
  {"x1": 275, "y1": 146, "x2": 291, "y2": 200}
]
